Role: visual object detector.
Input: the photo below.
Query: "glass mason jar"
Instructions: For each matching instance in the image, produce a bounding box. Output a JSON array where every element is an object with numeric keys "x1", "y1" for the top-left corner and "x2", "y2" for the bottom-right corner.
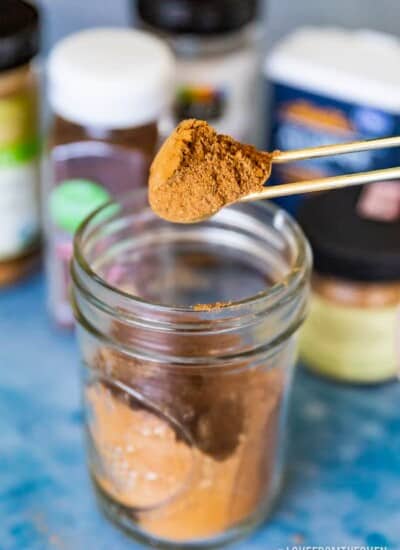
[{"x1": 71, "y1": 190, "x2": 311, "y2": 548}]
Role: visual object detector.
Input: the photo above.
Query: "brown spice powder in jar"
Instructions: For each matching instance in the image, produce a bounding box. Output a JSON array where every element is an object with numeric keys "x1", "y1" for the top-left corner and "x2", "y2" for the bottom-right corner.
[
  {"x1": 86, "y1": 328, "x2": 286, "y2": 542},
  {"x1": 149, "y1": 119, "x2": 273, "y2": 223}
]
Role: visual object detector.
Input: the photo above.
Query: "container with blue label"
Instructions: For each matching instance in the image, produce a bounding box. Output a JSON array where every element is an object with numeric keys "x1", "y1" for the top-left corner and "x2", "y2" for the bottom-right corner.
[{"x1": 264, "y1": 28, "x2": 400, "y2": 214}]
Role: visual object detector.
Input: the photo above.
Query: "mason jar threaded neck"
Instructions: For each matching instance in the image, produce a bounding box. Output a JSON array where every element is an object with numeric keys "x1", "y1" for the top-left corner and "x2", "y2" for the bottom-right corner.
[{"x1": 72, "y1": 189, "x2": 311, "y2": 363}]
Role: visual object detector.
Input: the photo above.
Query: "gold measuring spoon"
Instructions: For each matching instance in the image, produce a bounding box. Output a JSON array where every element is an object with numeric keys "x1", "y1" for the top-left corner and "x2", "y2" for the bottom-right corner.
[
  {"x1": 149, "y1": 120, "x2": 400, "y2": 223},
  {"x1": 243, "y1": 135, "x2": 400, "y2": 203}
]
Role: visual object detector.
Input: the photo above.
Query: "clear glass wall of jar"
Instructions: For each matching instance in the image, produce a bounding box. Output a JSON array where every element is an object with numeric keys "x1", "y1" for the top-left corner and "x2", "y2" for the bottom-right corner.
[{"x1": 71, "y1": 190, "x2": 311, "y2": 548}]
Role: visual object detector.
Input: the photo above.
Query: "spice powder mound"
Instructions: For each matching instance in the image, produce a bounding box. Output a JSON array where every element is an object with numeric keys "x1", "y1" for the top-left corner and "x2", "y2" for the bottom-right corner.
[
  {"x1": 149, "y1": 119, "x2": 273, "y2": 223},
  {"x1": 85, "y1": 333, "x2": 286, "y2": 542}
]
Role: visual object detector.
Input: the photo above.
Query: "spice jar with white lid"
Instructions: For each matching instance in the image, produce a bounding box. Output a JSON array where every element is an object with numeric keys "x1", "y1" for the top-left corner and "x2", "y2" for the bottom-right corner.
[
  {"x1": 0, "y1": 0, "x2": 41, "y2": 286},
  {"x1": 298, "y1": 187, "x2": 400, "y2": 384},
  {"x1": 45, "y1": 28, "x2": 175, "y2": 327},
  {"x1": 136, "y1": 0, "x2": 261, "y2": 142}
]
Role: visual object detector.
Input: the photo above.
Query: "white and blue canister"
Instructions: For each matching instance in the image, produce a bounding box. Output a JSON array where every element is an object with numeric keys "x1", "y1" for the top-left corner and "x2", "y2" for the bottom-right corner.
[{"x1": 264, "y1": 28, "x2": 400, "y2": 214}]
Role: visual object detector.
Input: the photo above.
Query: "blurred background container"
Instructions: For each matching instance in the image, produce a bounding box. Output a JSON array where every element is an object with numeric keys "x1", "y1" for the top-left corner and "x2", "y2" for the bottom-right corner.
[
  {"x1": 35, "y1": 0, "x2": 400, "y2": 52},
  {"x1": 0, "y1": 0, "x2": 41, "y2": 286},
  {"x1": 44, "y1": 28, "x2": 174, "y2": 326},
  {"x1": 136, "y1": 0, "x2": 261, "y2": 142}
]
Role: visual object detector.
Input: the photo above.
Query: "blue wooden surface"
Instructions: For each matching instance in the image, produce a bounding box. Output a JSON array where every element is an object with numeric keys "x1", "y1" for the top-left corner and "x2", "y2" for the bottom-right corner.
[{"x1": 1, "y1": 273, "x2": 399, "y2": 550}]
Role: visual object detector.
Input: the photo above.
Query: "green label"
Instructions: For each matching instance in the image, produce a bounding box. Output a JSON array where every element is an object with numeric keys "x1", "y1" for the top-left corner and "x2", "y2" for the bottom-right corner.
[
  {"x1": 0, "y1": 89, "x2": 39, "y2": 167},
  {"x1": 50, "y1": 179, "x2": 111, "y2": 235},
  {"x1": 0, "y1": 139, "x2": 41, "y2": 167}
]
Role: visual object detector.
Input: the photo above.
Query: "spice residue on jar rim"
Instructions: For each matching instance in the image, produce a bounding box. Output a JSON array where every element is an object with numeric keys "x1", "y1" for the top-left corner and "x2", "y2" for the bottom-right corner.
[
  {"x1": 149, "y1": 119, "x2": 273, "y2": 223},
  {"x1": 193, "y1": 300, "x2": 234, "y2": 312}
]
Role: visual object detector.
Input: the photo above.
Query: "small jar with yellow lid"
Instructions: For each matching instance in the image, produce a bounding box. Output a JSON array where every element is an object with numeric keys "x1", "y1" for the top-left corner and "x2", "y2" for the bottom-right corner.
[{"x1": 298, "y1": 187, "x2": 400, "y2": 384}]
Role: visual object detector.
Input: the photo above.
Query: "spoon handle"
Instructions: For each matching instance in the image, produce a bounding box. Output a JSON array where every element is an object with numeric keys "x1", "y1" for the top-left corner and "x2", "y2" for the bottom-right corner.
[
  {"x1": 241, "y1": 166, "x2": 400, "y2": 202},
  {"x1": 272, "y1": 135, "x2": 400, "y2": 164}
]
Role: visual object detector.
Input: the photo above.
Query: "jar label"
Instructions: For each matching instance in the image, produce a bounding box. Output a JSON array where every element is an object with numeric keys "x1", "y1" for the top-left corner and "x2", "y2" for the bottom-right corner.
[
  {"x1": 169, "y1": 47, "x2": 258, "y2": 141},
  {"x1": 0, "y1": 90, "x2": 40, "y2": 259},
  {"x1": 174, "y1": 85, "x2": 227, "y2": 124},
  {"x1": 300, "y1": 294, "x2": 399, "y2": 382},
  {"x1": 268, "y1": 83, "x2": 400, "y2": 214},
  {"x1": 0, "y1": 159, "x2": 40, "y2": 259}
]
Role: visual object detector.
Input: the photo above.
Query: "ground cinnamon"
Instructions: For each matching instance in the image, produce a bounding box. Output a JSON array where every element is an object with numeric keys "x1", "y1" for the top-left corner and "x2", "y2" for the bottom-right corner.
[
  {"x1": 149, "y1": 119, "x2": 273, "y2": 223},
  {"x1": 87, "y1": 344, "x2": 285, "y2": 543},
  {"x1": 193, "y1": 301, "x2": 233, "y2": 311}
]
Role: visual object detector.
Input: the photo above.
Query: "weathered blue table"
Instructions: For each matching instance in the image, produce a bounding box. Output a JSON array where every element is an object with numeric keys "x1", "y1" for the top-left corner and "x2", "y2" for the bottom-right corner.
[{"x1": 1, "y1": 274, "x2": 399, "y2": 550}]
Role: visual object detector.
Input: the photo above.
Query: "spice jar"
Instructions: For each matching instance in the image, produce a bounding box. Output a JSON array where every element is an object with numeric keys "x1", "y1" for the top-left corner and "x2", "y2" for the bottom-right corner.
[
  {"x1": 45, "y1": 29, "x2": 175, "y2": 326},
  {"x1": 136, "y1": 0, "x2": 261, "y2": 142},
  {"x1": 0, "y1": 0, "x2": 41, "y2": 286},
  {"x1": 298, "y1": 187, "x2": 400, "y2": 384},
  {"x1": 71, "y1": 190, "x2": 311, "y2": 548},
  {"x1": 265, "y1": 28, "x2": 400, "y2": 214}
]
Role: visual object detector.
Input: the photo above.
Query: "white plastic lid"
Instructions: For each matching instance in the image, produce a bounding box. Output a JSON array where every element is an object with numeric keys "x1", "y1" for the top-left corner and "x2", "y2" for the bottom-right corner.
[
  {"x1": 265, "y1": 27, "x2": 400, "y2": 113},
  {"x1": 48, "y1": 28, "x2": 175, "y2": 128}
]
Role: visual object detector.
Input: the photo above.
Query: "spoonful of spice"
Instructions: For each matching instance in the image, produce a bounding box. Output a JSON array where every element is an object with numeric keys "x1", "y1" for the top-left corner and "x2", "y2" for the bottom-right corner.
[
  {"x1": 149, "y1": 119, "x2": 400, "y2": 224},
  {"x1": 149, "y1": 119, "x2": 272, "y2": 223}
]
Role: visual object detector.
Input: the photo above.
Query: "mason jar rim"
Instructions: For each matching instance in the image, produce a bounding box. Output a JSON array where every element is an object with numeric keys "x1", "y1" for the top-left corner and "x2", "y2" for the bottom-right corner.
[{"x1": 73, "y1": 189, "x2": 311, "y2": 324}]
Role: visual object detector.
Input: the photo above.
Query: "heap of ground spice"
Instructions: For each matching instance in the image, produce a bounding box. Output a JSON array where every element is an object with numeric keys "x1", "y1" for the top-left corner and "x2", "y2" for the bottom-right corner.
[
  {"x1": 87, "y1": 344, "x2": 285, "y2": 542},
  {"x1": 82, "y1": 298, "x2": 287, "y2": 543},
  {"x1": 149, "y1": 119, "x2": 273, "y2": 223}
]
